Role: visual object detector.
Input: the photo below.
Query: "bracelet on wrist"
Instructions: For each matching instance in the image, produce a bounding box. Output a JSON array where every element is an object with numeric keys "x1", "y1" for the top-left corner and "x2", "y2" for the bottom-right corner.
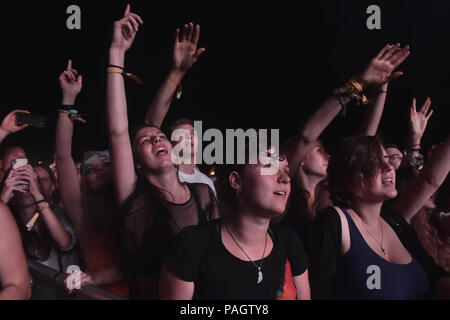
[
  {"x1": 107, "y1": 65, "x2": 144, "y2": 85},
  {"x1": 333, "y1": 80, "x2": 370, "y2": 117},
  {"x1": 167, "y1": 76, "x2": 183, "y2": 100},
  {"x1": 37, "y1": 202, "x2": 50, "y2": 211},
  {"x1": 26, "y1": 212, "x2": 40, "y2": 231},
  {"x1": 57, "y1": 108, "x2": 87, "y2": 123}
]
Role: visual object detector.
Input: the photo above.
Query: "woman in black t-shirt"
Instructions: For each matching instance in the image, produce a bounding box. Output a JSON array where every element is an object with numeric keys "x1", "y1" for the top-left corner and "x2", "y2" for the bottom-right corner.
[{"x1": 159, "y1": 147, "x2": 310, "y2": 300}]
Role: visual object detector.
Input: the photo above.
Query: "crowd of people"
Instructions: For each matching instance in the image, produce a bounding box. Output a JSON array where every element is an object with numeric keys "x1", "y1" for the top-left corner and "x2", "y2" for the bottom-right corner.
[{"x1": 0, "y1": 5, "x2": 449, "y2": 300}]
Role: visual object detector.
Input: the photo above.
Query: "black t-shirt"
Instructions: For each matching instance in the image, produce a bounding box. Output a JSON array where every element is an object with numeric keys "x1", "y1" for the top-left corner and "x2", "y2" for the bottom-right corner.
[{"x1": 164, "y1": 219, "x2": 309, "y2": 300}]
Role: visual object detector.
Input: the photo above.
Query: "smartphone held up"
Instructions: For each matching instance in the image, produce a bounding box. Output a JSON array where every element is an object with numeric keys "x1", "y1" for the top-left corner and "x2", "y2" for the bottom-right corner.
[{"x1": 10, "y1": 158, "x2": 30, "y2": 191}]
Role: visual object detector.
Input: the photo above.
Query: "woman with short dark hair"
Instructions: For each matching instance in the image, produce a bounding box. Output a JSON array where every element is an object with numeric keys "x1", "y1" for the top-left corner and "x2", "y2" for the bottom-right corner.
[{"x1": 309, "y1": 135, "x2": 450, "y2": 299}]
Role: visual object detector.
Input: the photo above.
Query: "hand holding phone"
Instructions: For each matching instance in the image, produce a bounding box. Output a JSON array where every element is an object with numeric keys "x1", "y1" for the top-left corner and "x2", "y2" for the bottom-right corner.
[
  {"x1": 0, "y1": 109, "x2": 30, "y2": 134},
  {"x1": 16, "y1": 112, "x2": 46, "y2": 128},
  {"x1": 10, "y1": 158, "x2": 30, "y2": 190}
]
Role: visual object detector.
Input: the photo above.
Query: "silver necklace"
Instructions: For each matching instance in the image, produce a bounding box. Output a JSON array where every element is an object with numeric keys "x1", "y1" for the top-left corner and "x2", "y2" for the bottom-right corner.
[
  {"x1": 354, "y1": 212, "x2": 387, "y2": 256},
  {"x1": 226, "y1": 224, "x2": 268, "y2": 284}
]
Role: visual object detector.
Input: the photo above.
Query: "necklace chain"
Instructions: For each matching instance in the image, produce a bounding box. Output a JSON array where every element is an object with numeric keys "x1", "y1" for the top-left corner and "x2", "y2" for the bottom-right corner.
[
  {"x1": 225, "y1": 224, "x2": 268, "y2": 282},
  {"x1": 353, "y1": 211, "x2": 387, "y2": 256}
]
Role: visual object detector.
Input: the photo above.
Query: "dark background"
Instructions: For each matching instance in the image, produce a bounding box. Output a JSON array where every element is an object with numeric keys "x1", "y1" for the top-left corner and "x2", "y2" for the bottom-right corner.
[{"x1": 0, "y1": 0, "x2": 449, "y2": 165}]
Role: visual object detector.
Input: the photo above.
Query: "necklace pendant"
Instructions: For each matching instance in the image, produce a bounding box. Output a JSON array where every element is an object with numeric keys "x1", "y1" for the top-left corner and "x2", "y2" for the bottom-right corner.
[{"x1": 257, "y1": 270, "x2": 263, "y2": 284}]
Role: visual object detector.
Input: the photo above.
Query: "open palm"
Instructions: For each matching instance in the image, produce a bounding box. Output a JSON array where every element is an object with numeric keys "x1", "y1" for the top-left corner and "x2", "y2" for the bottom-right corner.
[
  {"x1": 172, "y1": 23, "x2": 205, "y2": 73},
  {"x1": 357, "y1": 43, "x2": 410, "y2": 88},
  {"x1": 410, "y1": 97, "x2": 433, "y2": 138}
]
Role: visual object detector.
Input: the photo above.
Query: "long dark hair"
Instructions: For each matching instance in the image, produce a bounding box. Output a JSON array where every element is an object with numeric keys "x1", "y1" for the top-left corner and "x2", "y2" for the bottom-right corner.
[{"x1": 3, "y1": 166, "x2": 53, "y2": 261}]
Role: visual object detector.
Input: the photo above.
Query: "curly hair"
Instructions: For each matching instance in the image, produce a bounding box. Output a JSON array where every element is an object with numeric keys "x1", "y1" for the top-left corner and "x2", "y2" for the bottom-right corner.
[{"x1": 411, "y1": 209, "x2": 450, "y2": 273}]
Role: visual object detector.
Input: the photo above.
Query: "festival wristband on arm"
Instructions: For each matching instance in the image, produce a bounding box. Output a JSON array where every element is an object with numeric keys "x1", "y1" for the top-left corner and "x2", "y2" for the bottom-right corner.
[
  {"x1": 57, "y1": 108, "x2": 87, "y2": 123},
  {"x1": 107, "y1": 65, "x2": 144, "y2": 85}
]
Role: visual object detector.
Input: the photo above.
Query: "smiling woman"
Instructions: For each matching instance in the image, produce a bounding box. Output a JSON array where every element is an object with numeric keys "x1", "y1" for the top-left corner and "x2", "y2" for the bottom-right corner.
[
  {"x1": 105, "y1": 5, "x2": 218, "y2": 299},
  {"x1": 309, "y1": 134, "x2": 450, "y2": 300}
]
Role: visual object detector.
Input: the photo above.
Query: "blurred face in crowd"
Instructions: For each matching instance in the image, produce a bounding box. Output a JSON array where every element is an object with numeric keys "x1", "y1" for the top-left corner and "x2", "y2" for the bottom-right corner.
[
  {"x1": 301, "y1": 140, "x2": 330, "y2": 178},
  {"x1": 84, "y1": 156, "x2": 111, "y2": 191},
  {"x1": 232, "y1": 150, "x2": 291, "y2": 218},
  {"x1": 34, "y1": 166, "x2": 55, "y2": 199},
  {"x1": 385, "y1": 147, "x2": 403, "y2": 170},
  {"x1": 134, "y1": 126, "x2": 174, "y2": 172},
  {"x1": 2, "y1": 146, "x2": 27, "y2": 171},
  {"x1": 353, "y1": 146, "x2": 398, "y2": 203}
]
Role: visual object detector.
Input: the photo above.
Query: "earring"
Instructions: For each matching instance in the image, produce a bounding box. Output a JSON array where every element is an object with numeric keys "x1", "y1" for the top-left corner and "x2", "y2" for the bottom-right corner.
[{"x1": 236, "y1": 190, "x2": 240, "y2": 196}]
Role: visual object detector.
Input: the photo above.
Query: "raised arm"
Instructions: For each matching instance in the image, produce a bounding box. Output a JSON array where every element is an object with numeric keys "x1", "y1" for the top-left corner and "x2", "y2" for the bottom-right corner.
[
  {"x1": 393, "y1": 135, "x2": 450, "y2": 223},
  {"x1": 144, "y1": 22, "x2": 205, "y2": 127},
  {"x1": 403, "y1": 97, "x2": 433, "y2": 167},
  {"x1": 287, "y1": 43, "x2": 410, "y2": 175},
  {"x1": 106, "y1": 4, "x2": 143, "y2": 205},
  {"x1": 0, "y1": 202, "x2": 31, "y2": 300},
  {"x1": 358, "y1": 83, "x2": 389, "y2": 136},
  {"x1": 0, "y1": 109, "x2": 30, "y2": 144},
  {"x1": 55, "y1": 60, "x2": 85, "y2": 232}
]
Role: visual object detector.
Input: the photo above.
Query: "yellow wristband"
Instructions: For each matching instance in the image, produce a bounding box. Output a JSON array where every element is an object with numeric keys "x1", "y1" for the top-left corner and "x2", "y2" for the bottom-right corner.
[
  {"x1": 26, "y1": 212, "x2": 40, "y2": 231},
  {"x1": 38, "y1": 202, "x2": 50, "y2": 211},
  {"x1": 107, "y1": 67, "x2": 144, "y2": 85}
]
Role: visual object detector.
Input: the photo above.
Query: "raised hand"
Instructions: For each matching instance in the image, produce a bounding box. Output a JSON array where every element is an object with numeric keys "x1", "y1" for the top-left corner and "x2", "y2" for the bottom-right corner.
[
  {"x1": 409, "y1": 97, "x2": 433, "y2": 142},
  {"x1": 356, "y1": 43, "x2": 410, "y2": 89},
  {"x1": 172, "y1": 22, "x2": 205, "y2": 76},
  {"x1": 59, "y1": 60, "x2": 82, "y2": 105},
  {"x1": 0, "y1": 109, "x2": 30, "y2": 134},
  {"x1": 0, "y1": 170, "x2": 28, "y2": 204},
  {"x1": 110, "y1": 4, "x2": 143, "y2": 53},
  {"x1": 14, "y1": 165, "x2": 43, "y2": 200}
]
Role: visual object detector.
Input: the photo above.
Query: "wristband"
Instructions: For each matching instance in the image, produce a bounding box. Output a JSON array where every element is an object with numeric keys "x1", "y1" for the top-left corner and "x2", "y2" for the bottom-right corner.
[
  {"x1": 37, "y1": 201, "x2": 50, "y2": 211},
  {"x1": 58, "y1": 108, "x2": 87, "y2": 123},
  {"x1": 168, "y1": 76, "x2": 183, "y2": 99},
  {"x1": 26, "y1": 212, "x2": 40, "y2": 231},
  {"x1": 61, "y1": 104, "x2": 75, "y2": 111},
  {"x1": 107, "y1": 65, "x2": 144, "y2": 85}
]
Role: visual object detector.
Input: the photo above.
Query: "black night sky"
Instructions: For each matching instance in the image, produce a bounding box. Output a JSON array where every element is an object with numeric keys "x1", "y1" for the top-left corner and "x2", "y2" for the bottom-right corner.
[{"x1": 1, "y1": 0, "x2": 449, "y2": 165}]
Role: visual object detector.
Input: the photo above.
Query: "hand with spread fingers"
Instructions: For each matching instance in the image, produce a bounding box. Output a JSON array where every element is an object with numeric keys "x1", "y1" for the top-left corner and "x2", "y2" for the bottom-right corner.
[
  {"x1": 59, "y1": 60, "x2": 83, "y2": 105},
  {"x1": 110, "y1": 4, "x2": 144, "y2": 53},
  {"x1": 172, "y1": 22, "x2": 206, "y2": 76},
  {"x1": 409, "y1": 97, "x2": 434, "y2": 144},
  {"x1": 355, "y1": 43, "x2": 410, "y2": 89}
]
